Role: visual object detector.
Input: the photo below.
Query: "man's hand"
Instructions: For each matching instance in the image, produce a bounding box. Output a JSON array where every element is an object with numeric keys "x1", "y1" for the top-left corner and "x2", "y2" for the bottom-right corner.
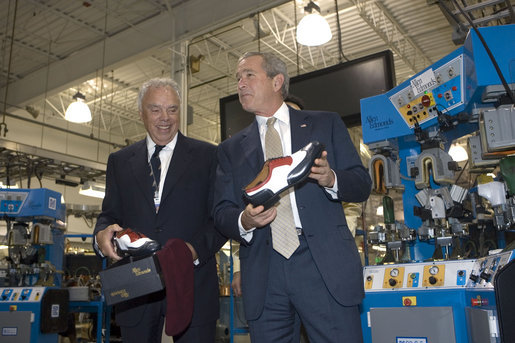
[
  {"x1": 231, "y1": 271, "x2": 242, "y2": 297},
  {"x1": 95, "y1": 224, "x2": 124, "y2": 261},
  {"x1": 185, "y1": 242, "x2": 198, "y2": 261},
  {"x1": 241, "y1": 203, "x2": 277, "y2": 230},
  {"x1": 309, "y1": 151, "x2": 335, "y2": 188}
]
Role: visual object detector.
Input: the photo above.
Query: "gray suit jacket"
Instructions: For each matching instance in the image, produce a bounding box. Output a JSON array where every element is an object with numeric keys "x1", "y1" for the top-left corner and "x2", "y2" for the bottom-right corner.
[{"x1": 214, "y1": 108, "x2": 371, "y2": 320}]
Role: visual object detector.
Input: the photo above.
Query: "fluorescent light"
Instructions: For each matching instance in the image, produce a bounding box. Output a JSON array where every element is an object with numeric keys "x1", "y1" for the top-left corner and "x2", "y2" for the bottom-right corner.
[
  {"x1": 79, "y1": 181, "x2": 105, "y2": 198},
  {"x1": 65, "y1": 92, "x2": 92, "y2": 123},
  {"x1": 0, "y1": 182, "x2": 18, "y2": 188},
  {"x1": 296, "y1": 2, "x2": 332, "y2": 46},
  {"x1": 449, "y1": 144, "x2": 468, "y2": 162}
]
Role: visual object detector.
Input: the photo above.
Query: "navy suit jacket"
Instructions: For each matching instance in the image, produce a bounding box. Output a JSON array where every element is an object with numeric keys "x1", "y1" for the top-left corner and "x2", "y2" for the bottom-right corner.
[
  {"x1": 95, "y1": 132, "x2": 226, "y2": 327},
  {"x1": 214, "y1": 108, "x2": 372, "y2": 320}
]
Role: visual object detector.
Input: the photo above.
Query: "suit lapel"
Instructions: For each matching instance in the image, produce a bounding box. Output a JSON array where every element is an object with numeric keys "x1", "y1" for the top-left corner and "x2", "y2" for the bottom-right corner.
[
  {"x1": 241, "y1": 120, "x2": 264, "y2": 173},
  {"x1": 129, "y1": 140, "x2": 155, "y2": 209},
  {"x1": 160, "y1": 132, "x2": 191, "y2": 204},
  {"x1": 289, "y1": 108, "x2": 312, "y2": 152}
]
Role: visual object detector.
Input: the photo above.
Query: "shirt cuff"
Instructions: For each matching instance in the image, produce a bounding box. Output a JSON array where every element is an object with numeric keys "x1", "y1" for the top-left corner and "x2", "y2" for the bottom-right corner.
[
  {"x1": 93, "y1": 235, "x2": 105, "y2": 258},
  {"x1": 324, "y1": 169, "x2": 339, "y2": 199},
  {"x1": 238, "y1": 211, "x2": 255, "y2": 242}
]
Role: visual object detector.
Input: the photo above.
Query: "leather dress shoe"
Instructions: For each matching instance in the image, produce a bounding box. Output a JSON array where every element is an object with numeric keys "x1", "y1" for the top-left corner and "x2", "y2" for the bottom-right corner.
[
  {"x1": 114, "y1": 228, "x2": 160, "y2": 257},
  {"x1": 243, "y1": 141, "x2": 324, "y2": 209}
]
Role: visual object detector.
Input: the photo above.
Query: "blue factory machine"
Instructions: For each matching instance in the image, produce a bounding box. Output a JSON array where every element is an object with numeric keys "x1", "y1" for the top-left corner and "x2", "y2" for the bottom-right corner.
[
  {"x1": 0, "y1": 188, "x2": 69, "y2": 343},
  {"x1": 359, "y1": 24, "x2": 515, "y2": 343}
]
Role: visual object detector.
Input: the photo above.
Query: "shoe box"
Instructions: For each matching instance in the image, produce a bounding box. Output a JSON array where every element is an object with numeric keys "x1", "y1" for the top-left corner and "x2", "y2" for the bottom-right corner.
[{"x1": 100, "y1": 254, "x2": 164, "y2": 305}]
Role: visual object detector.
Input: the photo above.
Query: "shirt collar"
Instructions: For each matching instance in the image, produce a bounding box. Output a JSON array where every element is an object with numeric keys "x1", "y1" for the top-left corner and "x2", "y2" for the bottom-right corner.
[
  {"x1": 145, "y1": 133, "x2": 178, "y2": 153},
  {"x1": 255, "y1": 102, "x2": 290, "y2": 127}
]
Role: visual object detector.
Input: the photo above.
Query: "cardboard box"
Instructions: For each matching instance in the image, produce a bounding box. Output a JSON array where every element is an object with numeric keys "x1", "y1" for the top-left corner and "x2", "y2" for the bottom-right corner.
[{"x1": 99, "y1": 254, "x2": 164, "y2": 305}]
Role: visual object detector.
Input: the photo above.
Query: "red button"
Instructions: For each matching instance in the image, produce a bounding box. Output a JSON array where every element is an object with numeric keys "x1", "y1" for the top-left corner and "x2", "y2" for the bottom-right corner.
[
  {"x1": 438, "y1": 94, "x2": 443, "y2": 98},
  {"x1": 404, "y1": 298, "x2": 412, "y2": 306},
  {"x1": 421, "y1": 95, "x2": 431, "y2": 107},
  {"x1": 452, "y1": 86, "x2": 457, "y2": 91}
]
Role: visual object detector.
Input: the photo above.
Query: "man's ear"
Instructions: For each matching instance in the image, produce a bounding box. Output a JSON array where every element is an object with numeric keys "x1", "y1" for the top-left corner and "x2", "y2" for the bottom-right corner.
[{"x1": 272, "y1": 74, "x2": 284, "y2": 92}]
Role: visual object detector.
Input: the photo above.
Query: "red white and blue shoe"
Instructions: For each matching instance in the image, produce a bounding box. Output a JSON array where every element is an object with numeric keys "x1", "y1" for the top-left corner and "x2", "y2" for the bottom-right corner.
[
  {"x1": 243, "y1": 141, "x2": 324, "y2": 209},
  {"x1": 114, "y1": 228, "x2": 160, "y2": 257}
]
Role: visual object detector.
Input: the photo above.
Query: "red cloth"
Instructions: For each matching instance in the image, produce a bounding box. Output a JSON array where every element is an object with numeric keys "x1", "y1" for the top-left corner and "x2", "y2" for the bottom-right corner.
[{"x1": 156, "y1": 238, "x2": 194, "y2": 336}]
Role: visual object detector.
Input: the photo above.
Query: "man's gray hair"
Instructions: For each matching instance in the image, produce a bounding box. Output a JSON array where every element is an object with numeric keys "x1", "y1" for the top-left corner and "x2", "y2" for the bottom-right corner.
[
  {"x1": 138, "y1": 78, "x2": 181, "y2": 111},
  {"x1": 239, "y1": 52, "x2": 289, "y2": 99}
]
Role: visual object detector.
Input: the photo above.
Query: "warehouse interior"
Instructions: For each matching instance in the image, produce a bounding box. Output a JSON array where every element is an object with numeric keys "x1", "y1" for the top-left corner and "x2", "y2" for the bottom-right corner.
[{"x1": 1, "y1": 0, "x2": 514, "y2": 342}]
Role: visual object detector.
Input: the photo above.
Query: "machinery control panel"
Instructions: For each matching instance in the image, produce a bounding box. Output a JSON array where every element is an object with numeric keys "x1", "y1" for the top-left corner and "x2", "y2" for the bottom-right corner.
[
  {"x1": 364, "y1": 260, "x2": 475, "y2": 291},
  {"x1": 388, "y1": 55, "x2": 463, "y2": 128},
  {"x1": 0, "y1": 188, "x2": 63, "y2": 221},
  {"x1": 0, "y1": 287, "x2": 46, "y2": 302},
  {"x1": 0, "y1": 191, "x2": 29, "y2": 215},
  {"x1": 467, "y1": 250, "x2": 514, "y2": 288}
]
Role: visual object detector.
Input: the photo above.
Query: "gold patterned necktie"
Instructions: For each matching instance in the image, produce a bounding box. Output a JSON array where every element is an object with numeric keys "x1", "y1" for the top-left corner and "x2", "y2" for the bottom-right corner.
[{"x1": 265, "y1": 117, "x2": 300, "y2": 259}]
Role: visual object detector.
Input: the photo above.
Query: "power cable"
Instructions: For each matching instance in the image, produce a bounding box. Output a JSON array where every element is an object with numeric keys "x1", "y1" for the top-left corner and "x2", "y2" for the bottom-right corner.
[
  {"x1": 1, "y1": 0, "x2": 19, "y2": 137},
  {"x1": 451, "y1": 0, "x2": 515, "y2": 104}
]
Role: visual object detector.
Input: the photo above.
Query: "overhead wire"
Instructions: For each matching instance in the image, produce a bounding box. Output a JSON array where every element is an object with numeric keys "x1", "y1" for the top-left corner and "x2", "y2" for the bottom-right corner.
[{"x1": 1, "y1": 0, "x2": 19, "y2": 137}]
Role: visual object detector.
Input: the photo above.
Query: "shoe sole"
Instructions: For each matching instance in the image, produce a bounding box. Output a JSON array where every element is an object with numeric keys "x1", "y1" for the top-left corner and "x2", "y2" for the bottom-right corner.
[
  {"x1": 244, "y1": 141, "x2": 324, "y2": 209},
  {"x1": 116, "y1": 240, "x2": 161, "y2": 257}
]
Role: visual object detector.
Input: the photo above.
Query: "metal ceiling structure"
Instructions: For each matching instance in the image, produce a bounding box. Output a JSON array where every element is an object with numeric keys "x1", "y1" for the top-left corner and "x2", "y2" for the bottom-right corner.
[{"x1": 0, "y1": 0, "x2": 513, "y2": 185}]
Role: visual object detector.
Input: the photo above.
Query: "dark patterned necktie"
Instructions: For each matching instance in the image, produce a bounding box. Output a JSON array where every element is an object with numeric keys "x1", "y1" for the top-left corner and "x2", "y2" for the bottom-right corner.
[
  {"x1": 150, "y1": 145, "x2": 165, "y2": 193},
  {"x1": 265, "y1": 117, "x2": 299, "y2": 259}
]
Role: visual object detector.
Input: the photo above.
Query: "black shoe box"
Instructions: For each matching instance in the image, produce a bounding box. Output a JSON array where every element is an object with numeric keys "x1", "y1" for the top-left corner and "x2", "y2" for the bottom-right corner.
[{"x1": 99, "y1": 254, "x2": 164, "y2": 306}]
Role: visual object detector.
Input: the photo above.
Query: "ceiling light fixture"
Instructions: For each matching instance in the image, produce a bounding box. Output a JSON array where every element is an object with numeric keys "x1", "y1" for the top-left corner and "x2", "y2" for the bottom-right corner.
[
  {"x1": 65, "y1": 92, "x2": 92, "y2": 123},
  {"x1": 79, "y1": 181, "x2": 105, "y2": 199},
  {"x1": 296, "y1": 1, "x2": 332, "y2": 46}
]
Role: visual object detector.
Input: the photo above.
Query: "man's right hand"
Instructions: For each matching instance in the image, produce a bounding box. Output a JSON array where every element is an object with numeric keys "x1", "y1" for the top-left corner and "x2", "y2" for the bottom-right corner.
[
  {"x1": 96, "y1": 224, "x2": 124, "y2": 261},
  {"x1": 241, "y1": 203, "x2": 277, "y2": 230}
]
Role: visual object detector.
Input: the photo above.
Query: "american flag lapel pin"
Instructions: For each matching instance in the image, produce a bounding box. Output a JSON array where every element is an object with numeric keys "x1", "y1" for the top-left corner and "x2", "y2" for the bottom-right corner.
[{"x1": 300, "y1": 124, "x2": 307, "y2": 128}]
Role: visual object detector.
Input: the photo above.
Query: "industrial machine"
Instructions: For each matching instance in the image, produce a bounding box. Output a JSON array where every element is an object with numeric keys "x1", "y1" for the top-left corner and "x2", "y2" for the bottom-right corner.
[
  {"x1": 0, "y1": 188, "x2": 69, "y2": 343},
  {"x1": 359, "y1": 23, "x2": 515, "y2": 343}
]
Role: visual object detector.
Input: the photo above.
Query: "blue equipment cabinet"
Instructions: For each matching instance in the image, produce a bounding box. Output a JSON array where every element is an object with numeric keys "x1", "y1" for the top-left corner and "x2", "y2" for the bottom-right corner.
[
  {"x1": 359, "y1": 24, "x2": 515, "y2": 343},
  {"x1": 0, "y1": 287, "x2": 69, "y2": 343}
]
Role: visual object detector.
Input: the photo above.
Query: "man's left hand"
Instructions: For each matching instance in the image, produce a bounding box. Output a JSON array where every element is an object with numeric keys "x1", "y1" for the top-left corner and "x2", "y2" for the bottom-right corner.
[
  {"x1": 309, "y1": 151, "x2": 335, "y2": 188},
  {"x1": 185, "y1": 242, "x2": 198, "y2": 261}
]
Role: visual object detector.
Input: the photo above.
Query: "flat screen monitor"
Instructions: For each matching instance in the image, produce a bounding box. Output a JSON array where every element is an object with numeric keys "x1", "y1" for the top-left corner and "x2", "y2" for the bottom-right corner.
[{"x1": 219, "y1": 50, "x2": 396, "y2": 141}]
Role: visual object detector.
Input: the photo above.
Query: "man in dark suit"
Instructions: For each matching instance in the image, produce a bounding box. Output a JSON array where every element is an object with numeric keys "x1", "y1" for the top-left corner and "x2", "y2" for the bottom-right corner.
[
  {"x1": 213, "y1": 52, "x2": 371, "y2": 342},
  {"x1": 94, "y1": 78, "x2": 226, "y2": 343}
]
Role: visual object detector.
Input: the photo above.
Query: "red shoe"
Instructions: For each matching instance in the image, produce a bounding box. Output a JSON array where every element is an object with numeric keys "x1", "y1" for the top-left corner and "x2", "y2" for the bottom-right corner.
[
  {"x1": 243, "y1": 141, "x2": 324, "y2": 209},
  {"x1": 114, "y1": 228, "x2": 160, "y2": 257}
]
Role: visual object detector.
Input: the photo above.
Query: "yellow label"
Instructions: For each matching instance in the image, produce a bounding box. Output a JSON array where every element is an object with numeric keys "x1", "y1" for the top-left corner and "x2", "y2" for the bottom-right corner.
[{"x1": 402, "y1": 296, "x2": 417, "y2": 306}]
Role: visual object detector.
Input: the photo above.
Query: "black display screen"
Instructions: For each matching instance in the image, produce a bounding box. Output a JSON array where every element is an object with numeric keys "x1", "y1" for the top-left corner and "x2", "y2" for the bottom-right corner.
[{"x1": 219, "y1": 50, "x2": 396, "y2": 141}]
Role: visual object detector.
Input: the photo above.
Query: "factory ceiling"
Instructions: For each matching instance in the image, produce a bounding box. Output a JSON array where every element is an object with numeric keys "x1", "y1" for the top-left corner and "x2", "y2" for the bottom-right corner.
[{"x1": 0, "y1": 0, "x2": 513, "y2": 184}]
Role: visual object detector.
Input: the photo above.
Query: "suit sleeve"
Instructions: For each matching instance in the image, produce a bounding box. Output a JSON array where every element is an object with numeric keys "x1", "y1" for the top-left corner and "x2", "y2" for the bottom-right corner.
[
  {"x1": 328, "y1": 113, "x2": 372, "y2": 203},
  {"x1": 94, "y1": 153, "x2": 122, "y2": 235},
  {"x1": 213, "y1": 142, "x2": 249, "y2": 245},
  {"x1": 188, "y1": 146, "x2": 228, "y2": 266}
]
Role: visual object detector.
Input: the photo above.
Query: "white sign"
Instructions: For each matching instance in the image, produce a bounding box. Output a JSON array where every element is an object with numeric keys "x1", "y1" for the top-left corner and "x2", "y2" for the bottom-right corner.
[
  {"x1": 51, "y1": 304, "x2": 60, "y2": 318},
  {"x1": 396, "y1": 337, "x2": 428, "y2": 343},
  {"x1": 2, "y1": 327, "x2": 18, "y2": 336},
  {"x1": 410, "y1": 68, "x2": 437, "y2": 96}
]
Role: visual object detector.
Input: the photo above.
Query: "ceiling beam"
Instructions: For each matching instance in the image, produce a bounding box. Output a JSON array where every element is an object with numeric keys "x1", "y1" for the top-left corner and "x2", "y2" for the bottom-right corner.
[{"x1": 1, "y1": 0, "x2": 287, "y2": 109}]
